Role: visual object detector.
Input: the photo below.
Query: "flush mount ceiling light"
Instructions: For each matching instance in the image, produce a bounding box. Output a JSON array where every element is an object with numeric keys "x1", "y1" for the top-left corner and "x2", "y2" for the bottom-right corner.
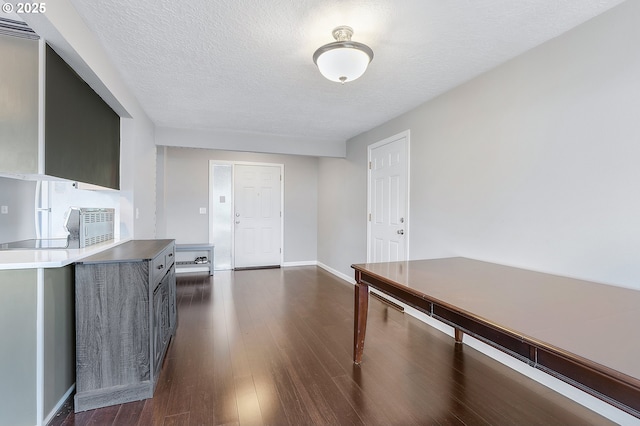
[{"x1": 313, "y1": 26, "x2": 374, "y2": 84}]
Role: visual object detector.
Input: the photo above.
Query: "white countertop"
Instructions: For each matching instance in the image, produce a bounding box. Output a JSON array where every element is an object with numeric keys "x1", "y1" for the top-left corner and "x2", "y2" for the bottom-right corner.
[{"x1": 0, "y1": 238, "x2": 131, "y2": 270}]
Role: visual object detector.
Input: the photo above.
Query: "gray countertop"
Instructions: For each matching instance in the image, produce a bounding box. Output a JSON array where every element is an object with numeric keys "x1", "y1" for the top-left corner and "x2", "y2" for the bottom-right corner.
[{"x1": 76, "y1": 239, "x2": 174, "y2": 264}]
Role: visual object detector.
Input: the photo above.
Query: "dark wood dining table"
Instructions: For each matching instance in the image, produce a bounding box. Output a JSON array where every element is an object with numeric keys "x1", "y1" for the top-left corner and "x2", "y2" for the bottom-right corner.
[{"x1": 352, "y1": 257, "x2": 640, "y2": 418}]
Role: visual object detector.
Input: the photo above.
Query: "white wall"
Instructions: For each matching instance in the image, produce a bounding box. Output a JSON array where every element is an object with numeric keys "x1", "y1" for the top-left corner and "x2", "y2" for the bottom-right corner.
[
  {"x1": 157, "y1": 126, "x2": 345, "y2": 158},
  {"x1": 319, "y1": 0, "x2": 640, "y2": 290},
  {"x1": 122, "y1": 116, "x2": 157, "y2": 238},
  {"x1": 20, "y1": 0, "x2": 157, "y2": 239},
  {"x1": 318, "y1": 144, "x2": 368, "y2": 272},
  {"x1": 157, "y1": 146, "x2": 318, "y2": 264}
]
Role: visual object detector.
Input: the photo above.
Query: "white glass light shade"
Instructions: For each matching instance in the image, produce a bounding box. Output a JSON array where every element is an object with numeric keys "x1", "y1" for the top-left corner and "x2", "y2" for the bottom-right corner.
[
  {"x1": 316, "y1": 47, "x2": 371, "y2": 83},
  {"x1": 313, "y1": 27, "x2": 374, "y2": 84}
]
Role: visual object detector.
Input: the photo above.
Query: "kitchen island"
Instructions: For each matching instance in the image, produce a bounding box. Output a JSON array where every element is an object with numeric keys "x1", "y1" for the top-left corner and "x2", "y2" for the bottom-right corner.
[
  {"x1": 0, "y1": 238, "x2": 128, "y2": 426},
  {"x1": 74, "y1": 240, "x2": 177, "y2": 412}
]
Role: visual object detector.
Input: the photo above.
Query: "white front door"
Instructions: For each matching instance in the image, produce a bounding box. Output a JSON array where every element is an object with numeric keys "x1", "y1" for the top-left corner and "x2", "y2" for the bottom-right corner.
[
  {"x1": 234, "y1": 164, "x2": 282, "y2": 268},
  {"x1": 368, "y1": 131, "x2": 409, "y2": 263}
]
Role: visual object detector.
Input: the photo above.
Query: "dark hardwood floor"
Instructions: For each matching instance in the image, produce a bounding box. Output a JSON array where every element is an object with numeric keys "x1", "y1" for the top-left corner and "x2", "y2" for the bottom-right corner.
[{"x1": 50, "y1": 266, "x2": 613, "y2": 425}]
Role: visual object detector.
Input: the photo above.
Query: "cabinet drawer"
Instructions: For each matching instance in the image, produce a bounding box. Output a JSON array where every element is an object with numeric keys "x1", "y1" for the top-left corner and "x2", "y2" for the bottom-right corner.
[
  {"x1": 151, "y1": 253, "x2": 167, "y2": 284},
  {"x1": 164, "y1": 245, "x2": 175, "y2": 268},
  {"x1": 152, "y1": 244, "x2": 175, "y2": 284}
]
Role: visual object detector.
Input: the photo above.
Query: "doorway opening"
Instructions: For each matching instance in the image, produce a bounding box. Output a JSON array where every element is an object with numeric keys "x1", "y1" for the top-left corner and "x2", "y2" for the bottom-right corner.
[{"x1": 209, "y1": 161, "x2": 284, "y2": 270}]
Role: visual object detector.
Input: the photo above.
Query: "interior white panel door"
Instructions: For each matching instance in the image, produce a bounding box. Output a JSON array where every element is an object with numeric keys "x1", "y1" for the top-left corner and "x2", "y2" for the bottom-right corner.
[
  {"x1": 234, "y1": 164, "x2": 282, "y2": 268},
  {"x1": 369, "y1": 134, "x2": 409, "y2": 262}
]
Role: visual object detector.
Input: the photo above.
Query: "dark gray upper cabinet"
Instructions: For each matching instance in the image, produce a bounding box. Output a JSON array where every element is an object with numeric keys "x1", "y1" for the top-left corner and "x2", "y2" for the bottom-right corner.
[
  {"x1": 0, "y1": 31, "x2": 121, "y2": 189},
  {"x1": 45, "y1": 45, "x2": 120, "y2": 190}
]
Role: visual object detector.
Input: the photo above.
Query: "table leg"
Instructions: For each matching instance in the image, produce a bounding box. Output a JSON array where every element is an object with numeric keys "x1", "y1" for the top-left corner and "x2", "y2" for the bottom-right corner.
[
  {"x1": 455, "y1": 328, "x2": 464, "y2": 343},
  {"x1": 354, "y1": 281, "x2": 369, "y2": 364}
]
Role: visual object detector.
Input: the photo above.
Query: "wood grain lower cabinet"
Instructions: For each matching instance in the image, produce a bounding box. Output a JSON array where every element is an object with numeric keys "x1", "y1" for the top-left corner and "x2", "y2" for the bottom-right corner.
[{"x1": 74, "y1": 240, "x2": 176, "y2": 412}]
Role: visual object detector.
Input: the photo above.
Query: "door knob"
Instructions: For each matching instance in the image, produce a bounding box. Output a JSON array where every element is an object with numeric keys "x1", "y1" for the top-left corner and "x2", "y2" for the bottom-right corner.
[{"x1": 397, "y1": 229, "x2": 404, "y2": 235}]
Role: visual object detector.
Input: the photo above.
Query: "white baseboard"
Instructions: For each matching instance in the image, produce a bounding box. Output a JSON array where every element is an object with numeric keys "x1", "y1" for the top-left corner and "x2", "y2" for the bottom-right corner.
[
  {"x1": 43, "y1": 383, "x2": 75, "y2": 426},
  {"x1": 282, "y1": 260, "x2": 318, "y2": 267},
  {"x1": 317, "y1": 262, "x2": 356, "y2": 285},
  {"x1": 317, "y1": 264, "x2": 638, "y2": 425}
]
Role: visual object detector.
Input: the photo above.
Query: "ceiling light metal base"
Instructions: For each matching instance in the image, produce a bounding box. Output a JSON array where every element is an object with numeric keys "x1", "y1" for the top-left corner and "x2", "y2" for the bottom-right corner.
[{"x1": 332, "y1": 26, "x2": 354, "y2": 42}]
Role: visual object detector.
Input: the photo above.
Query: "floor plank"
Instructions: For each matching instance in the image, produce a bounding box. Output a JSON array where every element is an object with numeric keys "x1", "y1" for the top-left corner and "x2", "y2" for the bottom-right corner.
[
  {"x1": 51, "y1": 267, "x2": 615, "y2": 425},
  {"x1": 112, "y1": 400, "x2": 146, "y2": 426}
]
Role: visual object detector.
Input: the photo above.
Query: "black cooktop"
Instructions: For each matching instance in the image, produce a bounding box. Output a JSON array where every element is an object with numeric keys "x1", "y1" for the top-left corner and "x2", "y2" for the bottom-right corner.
[{"x1": 0, "y1": 239, "x2": 69, "y2": 250}]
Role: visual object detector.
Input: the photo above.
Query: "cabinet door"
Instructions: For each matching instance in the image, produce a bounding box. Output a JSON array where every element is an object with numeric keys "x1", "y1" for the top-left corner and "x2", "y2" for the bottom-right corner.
[
  {"x1": 152, "y1": 271, "x2": 172, "y2": 379},
  {"x1": 168, "y1": 265, "x2": 177, "y2": 332},
  {"x1": 152, "y1": 281, "x2": 165, "y2": 378},
  {"x1": 45, "y1": 45, "x2": 120, "y2": 189},
  {"x1": 0, "y1": 34, "x2": 39, "y2": 174},
  {"x1": 161, "y1": 278, "x2": 170, "y2": 347},
  {"x1": 162, "y1": 272, "x2": 171, "y2": 346}
]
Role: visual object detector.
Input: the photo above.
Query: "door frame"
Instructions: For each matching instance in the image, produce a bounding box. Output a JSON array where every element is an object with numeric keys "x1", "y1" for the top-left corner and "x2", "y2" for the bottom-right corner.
[
  {"x1": 366, "y1": 130, "x2": 411, "y2": 263},
  {"x1": 208, "y1": 160, "x2": 285, "y2": 269}
]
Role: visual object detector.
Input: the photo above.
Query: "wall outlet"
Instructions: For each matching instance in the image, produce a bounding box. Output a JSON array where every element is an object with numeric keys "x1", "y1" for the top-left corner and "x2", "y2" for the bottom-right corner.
[{"x1": 0, "y1": 206, "x2": 8, "y2": 214}]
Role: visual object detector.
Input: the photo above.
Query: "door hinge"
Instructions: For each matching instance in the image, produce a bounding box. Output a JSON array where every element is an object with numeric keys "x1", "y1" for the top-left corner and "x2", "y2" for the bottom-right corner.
[
  {"x1": 368, "y1": 213, "x2": 371, "y2": 221},
  {"x1": 280, "y1": 248, "x2": 282, "y2": 253},
  {"x1": 369, "y1": 161, "x2": 372, "y2": 170}
]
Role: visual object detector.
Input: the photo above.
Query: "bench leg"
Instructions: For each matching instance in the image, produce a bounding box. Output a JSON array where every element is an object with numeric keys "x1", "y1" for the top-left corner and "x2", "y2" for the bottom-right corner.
[{"x1": 354, "y1": 281, "x2": 369, "y2": 364}]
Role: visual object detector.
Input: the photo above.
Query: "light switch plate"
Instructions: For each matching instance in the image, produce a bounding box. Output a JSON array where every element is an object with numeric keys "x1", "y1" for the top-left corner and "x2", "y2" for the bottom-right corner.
[
  {"x1": 0, "y1": 206, "x2": 7, "y2": 214},
  {"x1": 199, "y1": 207, "x2": 207, "y2": 214}
]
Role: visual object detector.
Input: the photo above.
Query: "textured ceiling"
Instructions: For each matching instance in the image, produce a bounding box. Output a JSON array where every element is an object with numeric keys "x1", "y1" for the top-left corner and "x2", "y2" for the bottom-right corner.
[{"x1": 67, "y1": 0, "x2": 626, "y2": 145}]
